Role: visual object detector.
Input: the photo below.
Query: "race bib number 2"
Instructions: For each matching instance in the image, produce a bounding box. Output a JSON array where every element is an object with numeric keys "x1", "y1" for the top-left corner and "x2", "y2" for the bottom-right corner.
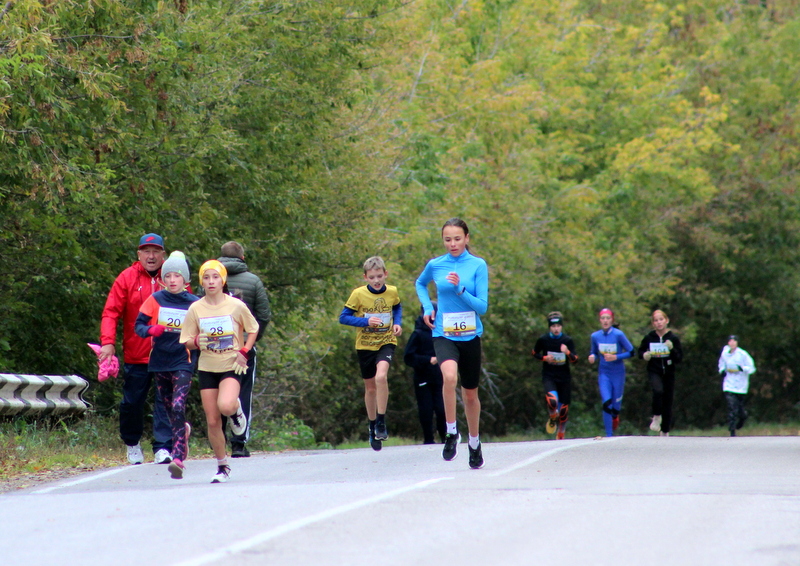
[
  {"x1": 199, "y1": 315, "x2": 235, "y2": 351},
  {"x1": 443, "y1": 311, "x2": 477, "y2": 338}
]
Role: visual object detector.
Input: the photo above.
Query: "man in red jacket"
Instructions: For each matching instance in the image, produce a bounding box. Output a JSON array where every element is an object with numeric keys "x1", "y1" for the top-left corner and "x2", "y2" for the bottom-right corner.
[{"x1": 99, "y1": 233, "x2": 173, "y2": 465}]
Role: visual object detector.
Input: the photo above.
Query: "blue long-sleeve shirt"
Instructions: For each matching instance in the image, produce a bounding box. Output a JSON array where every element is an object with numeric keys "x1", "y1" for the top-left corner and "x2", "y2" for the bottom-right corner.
[
  {"x1": 590, "y1": 327, "x2": 634, "y2": 378},
  {"x1": 415, "y1": 249, "x2": 488, "y2": 340}
]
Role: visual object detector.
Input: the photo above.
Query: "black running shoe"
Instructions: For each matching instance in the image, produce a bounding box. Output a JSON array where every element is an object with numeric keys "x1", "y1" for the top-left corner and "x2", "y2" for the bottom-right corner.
[
  {"x1": 374, "y1": 420, "x2": 388, "y2": 441},
  {"x1": 368, "y1": 424, "x2": 382, "y2": 451},
  {"x1": 442, "y1": 433, "x2": 461, "y2": 461},
  {"x1": 468, "y1": 442, "x2": 484, "y2": 470}
]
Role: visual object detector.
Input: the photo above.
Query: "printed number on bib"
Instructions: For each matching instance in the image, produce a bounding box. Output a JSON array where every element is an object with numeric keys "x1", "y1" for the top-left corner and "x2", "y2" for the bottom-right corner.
[
  {"x1": 443, "y1": 311, "x2": 477, "y2": 338},
  {"x1": 648, "y1": 343, "x2": 670, "y2": 358},
  {"x1": 158, "y1": 307, "x2": 187, "y2": 332},
  {"x1": 199, "y1": 315, "x2": 235, "y2": 351},
  {"x1": 548, "y1": 351, "x2": 566, "y2": 365}
]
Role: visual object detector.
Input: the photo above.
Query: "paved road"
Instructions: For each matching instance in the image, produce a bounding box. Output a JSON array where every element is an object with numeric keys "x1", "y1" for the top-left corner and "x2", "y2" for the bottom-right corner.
[{"x1": 1, "y1": 436, "x2": 798, "y2": 566}]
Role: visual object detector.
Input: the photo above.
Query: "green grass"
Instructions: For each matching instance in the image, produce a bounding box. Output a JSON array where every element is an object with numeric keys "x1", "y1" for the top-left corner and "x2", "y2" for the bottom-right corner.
[{"x1": 3, "y1": 413, "x2": 798, "y2": 487}]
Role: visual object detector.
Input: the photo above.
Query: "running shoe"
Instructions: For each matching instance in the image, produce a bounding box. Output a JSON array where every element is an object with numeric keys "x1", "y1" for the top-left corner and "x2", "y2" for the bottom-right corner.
[
  {"x1": 556, "y1": 431, "x2": 565, "y2": 440},
  {"x1": 442, "y1": 433, "x2": 461, "y2": 461},
  {"x1": 211, "y1": 465, "x2": 231, "y2": 483},
  {"x1": 168, "y1": 459, "x2": 185, "y2": 480},
  {"x1": 650, "y1": 415, "x2": 662, "y2": 432},
  {"x1": 468, "y1": 442, "x2": 484, "y2": 469},
  {"x1": 612, "y1": 415, "x2": 620, "y2": 431},
  {"x1": 126, "y1": 443, "x2": 144, "y2": 465},
  {"x1": 374, "y1": 420, "x2": 389, "y2": 441},
  {"x1": 546, "y1": 414, "x2": 558, "y2": 434},
  {"x1": 231, "y1": 443, "x2": 250, "y2": 458},
  {"x1": 229, "y1": 402, "x2": 247, "y2": 436},
  {"x1": 368, "y1": 425, "x2": 382, "y2": 451},
  {"x1": 154, "y1": 448, "x2": 172, "y2": 464}
]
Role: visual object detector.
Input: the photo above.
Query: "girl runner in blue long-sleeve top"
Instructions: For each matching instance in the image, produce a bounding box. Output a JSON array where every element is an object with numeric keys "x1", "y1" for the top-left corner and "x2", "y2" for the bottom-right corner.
[
  {"x1": 588, "y1": 308, "x2": 634, "y2": 437},
  {"x1": 416, "y1": 218, "x2": 488, "y2": 469}
]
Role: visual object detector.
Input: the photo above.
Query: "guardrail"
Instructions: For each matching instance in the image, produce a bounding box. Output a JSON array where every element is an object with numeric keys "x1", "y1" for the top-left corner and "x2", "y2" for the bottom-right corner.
[{"x1": 0, "y1": 374, "x2": 91, "y2": 416}]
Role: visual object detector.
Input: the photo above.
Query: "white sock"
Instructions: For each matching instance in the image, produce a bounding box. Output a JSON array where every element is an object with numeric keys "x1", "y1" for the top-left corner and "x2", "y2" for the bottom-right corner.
[
  {"x1": 446, "y1": 421, "x2": 457, "y2": 435},
  {"x1": 217, "y1": 458, "x2": 228, "y2": 467},
  {"x1": 468, "y1": 435, "x2": 480, "y2": 449}
]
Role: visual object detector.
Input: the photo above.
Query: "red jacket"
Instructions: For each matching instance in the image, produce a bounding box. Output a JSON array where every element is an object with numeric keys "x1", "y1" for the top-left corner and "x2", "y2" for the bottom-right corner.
[{"x1": 100, "y1": 262, "x2": 163, "y2": 365}]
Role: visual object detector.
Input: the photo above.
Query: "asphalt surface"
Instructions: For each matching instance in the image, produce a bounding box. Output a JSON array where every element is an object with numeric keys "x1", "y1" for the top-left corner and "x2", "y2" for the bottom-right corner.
[{"x1": 1, "y1": 435, "x2": 798, "y2": 566}]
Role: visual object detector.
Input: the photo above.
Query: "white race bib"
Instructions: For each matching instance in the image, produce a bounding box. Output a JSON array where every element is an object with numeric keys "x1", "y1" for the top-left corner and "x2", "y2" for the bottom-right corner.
[
  {"x1": 598, "y1": 343, "x2": 617, "y2": 355},
  {"x1": 158, "y1": 307, "x2": 187, "y2": 333},
  {"x1": 649, "y1": 343, "x2": 670, "y2": 358},
  {"x1": 548, "y1": 351, "x2": 566, "y2": 365},
  {"x1": 443, "y1": 311, "x2": 477, "y2": 338},
  {"x1": 199, "y1": 315, "x2": 235, "y2": 351},
  {"x1": 365, "y1": 312, "x2": 392, "y2": 331}
]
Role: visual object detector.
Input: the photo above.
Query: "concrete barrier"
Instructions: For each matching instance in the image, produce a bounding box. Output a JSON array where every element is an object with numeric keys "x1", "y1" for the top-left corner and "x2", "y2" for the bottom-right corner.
[{"x1": 0, "y1": 374, "x2": 91, "y2": 416}]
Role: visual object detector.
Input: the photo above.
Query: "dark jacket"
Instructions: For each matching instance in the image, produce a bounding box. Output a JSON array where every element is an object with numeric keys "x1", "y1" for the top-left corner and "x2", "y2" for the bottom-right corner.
[
  {"x1": 532, "y1": 332, "x2": 578, "y2": 381},
  {"x1": 217, "y1": 256, "x2": 272, "y2": 341},
  {"x1": 403, "y1": 315, "x2": 443, "y2": 387},
  {"x1": 637, "y1": 330, "x2": 682, "y2": 375}
]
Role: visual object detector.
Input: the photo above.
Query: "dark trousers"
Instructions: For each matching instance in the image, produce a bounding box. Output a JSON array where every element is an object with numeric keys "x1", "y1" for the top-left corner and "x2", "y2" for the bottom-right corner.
[
  {"x1": 414, "y1": 379, "x2": 446, "y2": 444},
  {"x1": 222, "y1": 345, "x2": 256, "y2": 447},
  {"x1": 725, "y1": 391, "x2": 747, "y2": 432},
  {"x1": 649, "y1": 371, "x2": 676, "y2": 433},
  {"x1": 120, "y1": 363, "x2": 172, "y2": 452}
]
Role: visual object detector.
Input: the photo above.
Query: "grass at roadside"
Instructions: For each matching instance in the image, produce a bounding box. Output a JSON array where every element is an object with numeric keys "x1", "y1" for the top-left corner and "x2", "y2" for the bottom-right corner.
[{"x1": 3, "y1": 414, "x2": 798, "y2": 492}]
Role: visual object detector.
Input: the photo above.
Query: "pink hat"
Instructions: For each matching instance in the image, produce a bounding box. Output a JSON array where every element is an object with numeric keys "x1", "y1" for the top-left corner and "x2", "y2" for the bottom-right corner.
[{"x1": 87, "y1": 343, "x2": 120, "y2": 382}]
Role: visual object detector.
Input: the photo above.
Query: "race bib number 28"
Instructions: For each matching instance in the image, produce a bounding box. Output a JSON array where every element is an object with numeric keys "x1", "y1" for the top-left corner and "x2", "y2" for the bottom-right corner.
[{"x1": 199, "y1": 315, "x2": 235, "y2": 351}]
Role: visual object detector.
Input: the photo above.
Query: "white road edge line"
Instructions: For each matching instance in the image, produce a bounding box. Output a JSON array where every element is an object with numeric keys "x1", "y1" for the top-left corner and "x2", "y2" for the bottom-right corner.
[
  {"x1": 31, "y1": 466, "x2": 132, "y2": 494},
  {"x1": 174, "y1": 476, "x2": 454, "y2": 566},
  {"x1": 488, "y1": 436, "x2": 625, "y2": 478}
]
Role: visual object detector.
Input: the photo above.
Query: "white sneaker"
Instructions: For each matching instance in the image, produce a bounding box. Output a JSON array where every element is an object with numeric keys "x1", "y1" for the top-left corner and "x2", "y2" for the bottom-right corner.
[
  {"x1": 650, "y1": 415, "x2": 662, "y2": 432},
  {"x1": 154, "y1": 448, "x2": 172, "y2": 464},
  {"x1": 211, "y1": 465, "x2": 231, "y2": 483},
  {"x1": 127, "y1": 443, "x2": 144, "y2": 465},
  {"x1": 229, "y1": 402, "x2": 247, "y2": 436}
]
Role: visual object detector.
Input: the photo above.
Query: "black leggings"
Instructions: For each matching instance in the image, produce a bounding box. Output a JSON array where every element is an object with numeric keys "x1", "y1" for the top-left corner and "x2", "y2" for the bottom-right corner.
[{"x1": 649, "y1": 371, "x2": 676, "y2": 433}]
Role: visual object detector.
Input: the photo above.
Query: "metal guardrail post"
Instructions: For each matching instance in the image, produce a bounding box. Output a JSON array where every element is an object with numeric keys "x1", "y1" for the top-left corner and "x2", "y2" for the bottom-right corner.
[{"x1": 0, "y1": 374, "x2": 91, "y2": 416}]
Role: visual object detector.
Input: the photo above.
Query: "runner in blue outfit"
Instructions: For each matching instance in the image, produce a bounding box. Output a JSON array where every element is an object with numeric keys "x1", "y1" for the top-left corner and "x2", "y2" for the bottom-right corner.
[
  {"x1": 415, "y1": 218, "x2": 489, "y2": 469},
  {"x1": 588, "y1": 308, "x2": 634, "y2": 437}
]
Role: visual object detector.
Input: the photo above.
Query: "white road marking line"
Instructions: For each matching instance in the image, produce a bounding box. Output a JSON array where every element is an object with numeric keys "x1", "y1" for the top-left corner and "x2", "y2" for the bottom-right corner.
[
  {"x1": 174, "y1": 476, "x2": 454, "y2": 566},
  {"x1": 31, "y1": 466, "x2": 132, "y2": 494},
  {"x1": 488, "y1": 436, "x2": 625, "y2": 477}
]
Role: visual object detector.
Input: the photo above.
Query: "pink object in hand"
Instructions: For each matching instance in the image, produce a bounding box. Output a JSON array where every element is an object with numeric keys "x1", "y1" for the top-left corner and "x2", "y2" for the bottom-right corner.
[{"x1": 87, "y1": 343, "x2": 120, "y2": 382}]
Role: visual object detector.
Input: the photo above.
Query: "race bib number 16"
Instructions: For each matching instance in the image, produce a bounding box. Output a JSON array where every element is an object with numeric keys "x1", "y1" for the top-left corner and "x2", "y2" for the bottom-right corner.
[{"x1": 442, "y1": 311, "x2": 477, "y2": 338}]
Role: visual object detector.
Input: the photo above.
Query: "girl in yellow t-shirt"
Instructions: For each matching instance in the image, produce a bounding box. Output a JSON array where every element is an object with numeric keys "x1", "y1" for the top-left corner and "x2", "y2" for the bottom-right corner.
[{"x1": 181, "y1": 260, "x2": 258, "y2": 483}]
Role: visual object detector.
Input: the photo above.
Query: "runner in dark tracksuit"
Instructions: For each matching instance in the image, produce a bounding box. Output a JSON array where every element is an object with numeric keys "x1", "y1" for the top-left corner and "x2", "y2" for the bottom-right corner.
[
  {"x1": 637, "y1": 310, "x2": 682, "y2": 436},
  {"x1": 404, "y1": 305, "x2": 446, "y2": 444},
  {"x1": 532, "y1": 311, "x2": 578, "y2": 440}
]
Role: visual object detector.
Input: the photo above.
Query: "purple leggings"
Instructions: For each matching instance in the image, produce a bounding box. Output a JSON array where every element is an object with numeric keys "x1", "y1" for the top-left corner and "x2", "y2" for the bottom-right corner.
[{"x1": 155, "y1": 370, "x2": 192, "y2": 461}]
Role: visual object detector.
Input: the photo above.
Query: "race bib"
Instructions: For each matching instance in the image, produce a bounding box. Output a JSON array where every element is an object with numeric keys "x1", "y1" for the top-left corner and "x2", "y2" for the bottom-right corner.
[
  {"x1": 443, "y1": 311, "x2": 477, "y2": 337},
  {"x1": 598, "y1": 343, "x2": 617, "y2": 355},
  {"x1": 365, "y1": 312, "x2": 391, "y2": 332},
  {"x1": 649, "y1": 343, "x2": 670, "y2": 358},
  {"x1": 548, "y1": 351, "x2": 566, "y2": 365},
  {"x1": 157, "y1": 307, "x2": 187, "y2": 333},
  {"x1": 198, "y1": 315, "x2": 235, "y2": 351}
]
